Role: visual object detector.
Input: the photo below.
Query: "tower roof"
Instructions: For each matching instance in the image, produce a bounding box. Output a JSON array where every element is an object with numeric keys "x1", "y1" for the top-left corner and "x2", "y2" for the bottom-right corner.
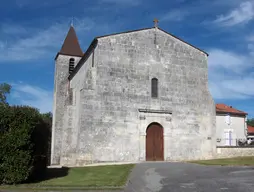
[{"x1": 58, "y1": 26, "x2": 83, "y2": 57}]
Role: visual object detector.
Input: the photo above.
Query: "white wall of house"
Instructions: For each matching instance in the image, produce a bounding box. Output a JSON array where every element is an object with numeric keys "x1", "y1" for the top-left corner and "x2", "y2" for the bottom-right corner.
[{"x1": 216, "y1": 114, "x2": 247, "y2": 146}]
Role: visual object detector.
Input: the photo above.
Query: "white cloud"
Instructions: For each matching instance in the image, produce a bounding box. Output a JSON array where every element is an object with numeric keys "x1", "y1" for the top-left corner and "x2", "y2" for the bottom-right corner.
[
  {"x1": 208, "y1": 49, "x2": 252, "y2": 73},
  {"x1": 246, "y1": 34, "x2": 254, "y2": 55},
  {"x1": 11, "y1": 83, "x2": 53, "y2": 113},
  {"x1": 0, "y1": 18, "x2": 93, "y2": 62},
  {"x1": 209, "y1": 82, "x2": 251, "y2": 100},
  {"x1": 213, "y1": 1, "x2": 254, "y2": 26},
  {"x1": 247, "y1": 35, "x2": 254, "y2": 42},
  {"x1": 0, "y1": 23, "x2": 67, "y2": 61},
  {"x1": 161, "y1": 9, "x2": 189, "y2": 22},
  {"x1": 1, "y1": 24, "x2": 28, "y2": 35},
  {"x1": 221, "y1": 77, "x2": 254, "y2": 95},
  {"x1": 208, "y1": 0, "x2": 254, "y2": 100},
  {"x1": 208, "y1": 48, "x2": 254, "y2": 100}
]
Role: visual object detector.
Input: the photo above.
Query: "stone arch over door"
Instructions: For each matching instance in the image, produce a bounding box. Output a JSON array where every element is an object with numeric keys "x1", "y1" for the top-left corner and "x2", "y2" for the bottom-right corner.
[{"x1": 146, "y1": 122, "x2": 164, "y2": 161}]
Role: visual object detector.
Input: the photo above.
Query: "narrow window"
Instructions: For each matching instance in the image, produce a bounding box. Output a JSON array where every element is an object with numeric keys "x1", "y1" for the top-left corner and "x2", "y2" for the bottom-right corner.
[
  {"x1": 69, "y1": 89, "x2": 73, "y2": 105},
  {"x1": 151, "y1": 78, "x2": 158, "y2": 98},
  {"x1": 92, "y1": 51, "x2": 95, "y2": 67},
  {"x1": 69, "y1": 58, "x2": 75, "y2": 74}
]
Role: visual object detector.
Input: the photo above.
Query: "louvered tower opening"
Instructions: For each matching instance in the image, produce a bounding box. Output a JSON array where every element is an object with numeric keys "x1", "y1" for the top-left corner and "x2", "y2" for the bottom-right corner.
[{"x1": 69, "y1": 58, "x2": 75, "y2": 74}]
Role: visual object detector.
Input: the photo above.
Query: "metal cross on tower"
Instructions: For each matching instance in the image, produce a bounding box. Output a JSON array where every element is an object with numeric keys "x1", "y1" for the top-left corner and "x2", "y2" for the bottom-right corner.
[
  {"x1": 71, "y1": 17, "x2": 74, "y2": 27},
  {"x1": 153, "y1": 18, "x2": 159, "y2": 28}
]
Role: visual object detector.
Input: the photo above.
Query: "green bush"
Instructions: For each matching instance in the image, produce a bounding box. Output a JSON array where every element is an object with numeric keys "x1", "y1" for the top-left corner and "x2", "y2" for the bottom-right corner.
[{"x1": 0, "y1": 105, "x2": 51, "y2": 184}]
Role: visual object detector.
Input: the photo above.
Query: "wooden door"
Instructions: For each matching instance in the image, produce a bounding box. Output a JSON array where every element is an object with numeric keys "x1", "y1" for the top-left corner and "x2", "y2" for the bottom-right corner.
[{"x1": 146, "y1": 123, "x2": 164, "y2": 161}]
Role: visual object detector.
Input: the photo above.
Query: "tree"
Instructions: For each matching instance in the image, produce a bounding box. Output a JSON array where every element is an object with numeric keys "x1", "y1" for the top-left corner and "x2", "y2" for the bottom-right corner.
[
  {"x1": 0, "y1": 105, "x2": 52, "y2": 184},
  {"x1": 37, "y1": 112, "x2": 52, "y2": 166},
  {"x1": 247, "y1": 118, "x2": 254, "y2": 127},
  {"x1": 0, "y1": 83, "x2": 11, "y2": 105},
  {"x1": 0, "y1": 83, "x2": 53, "y2": 184},
  {"x1": 0, "y1": 105, "x2": 42, "y2": 184}
]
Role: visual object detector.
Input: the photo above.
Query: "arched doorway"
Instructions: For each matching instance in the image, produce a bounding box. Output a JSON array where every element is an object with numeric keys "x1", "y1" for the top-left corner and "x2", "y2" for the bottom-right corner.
[{"x1": 146, "y1": 122, "x2": 164, "y2": 161}]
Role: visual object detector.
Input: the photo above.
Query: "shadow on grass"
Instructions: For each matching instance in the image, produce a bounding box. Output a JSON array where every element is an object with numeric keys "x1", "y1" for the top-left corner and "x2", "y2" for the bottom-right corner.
[{"x1": 26, "y1": 167, "x2": 70, "y2": 184}]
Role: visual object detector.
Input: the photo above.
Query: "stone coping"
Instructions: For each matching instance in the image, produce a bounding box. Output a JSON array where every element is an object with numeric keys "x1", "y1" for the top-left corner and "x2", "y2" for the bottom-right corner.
[
  {"x1": 217, "y1": 146, "x2": 254, "y2": 148},
  {"x1": 48, "y1": 161, "x2": 138, "y2": 168}
]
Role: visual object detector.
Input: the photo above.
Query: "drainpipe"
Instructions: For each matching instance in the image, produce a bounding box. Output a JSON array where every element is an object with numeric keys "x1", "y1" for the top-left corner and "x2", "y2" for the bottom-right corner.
[{"x1": 244, "y1": 116, "x2": 248, "y2": 138}]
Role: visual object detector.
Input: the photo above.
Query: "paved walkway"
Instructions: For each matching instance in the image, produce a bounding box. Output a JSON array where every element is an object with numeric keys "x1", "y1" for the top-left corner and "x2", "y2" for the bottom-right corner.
[{"x1": 124, "y1": 162, "x2": 254, "y2": 192}]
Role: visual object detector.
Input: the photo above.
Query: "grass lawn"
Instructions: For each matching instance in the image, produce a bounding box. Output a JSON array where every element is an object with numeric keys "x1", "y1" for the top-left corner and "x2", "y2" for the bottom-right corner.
[
  {"x1": 0, "y1": 164, "x2": 135, "y2": 190},
  {"x1": 189, "y1": 156, "x2": 254, "y2": 166}
]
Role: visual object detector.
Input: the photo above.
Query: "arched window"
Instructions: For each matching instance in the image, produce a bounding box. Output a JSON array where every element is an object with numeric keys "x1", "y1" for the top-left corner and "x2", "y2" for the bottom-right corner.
[
  {"x1": 151, "y1": 78, "x2": 158, "y2": 98},
  {"x1": 69, "y1": 58, "x2": 75, "y2": 74}
]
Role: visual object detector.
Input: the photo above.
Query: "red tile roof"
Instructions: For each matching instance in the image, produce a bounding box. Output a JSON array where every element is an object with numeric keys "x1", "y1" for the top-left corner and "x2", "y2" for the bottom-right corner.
[
  {"x1": 216, "y1": 104, "x2": 248, "y2": 116},
  {"x1": 248, "y1": 125, "x2": 254, "y2": 134}
]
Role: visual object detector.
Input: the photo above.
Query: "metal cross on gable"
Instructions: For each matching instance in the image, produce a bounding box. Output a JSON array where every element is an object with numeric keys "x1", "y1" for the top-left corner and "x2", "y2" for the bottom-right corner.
[
  {"x1": 153, "y1": 18, "x2": 159, "y2": 28},
  {"x1": 71, "y1": 17, "x2": 74, "y2": 27}
]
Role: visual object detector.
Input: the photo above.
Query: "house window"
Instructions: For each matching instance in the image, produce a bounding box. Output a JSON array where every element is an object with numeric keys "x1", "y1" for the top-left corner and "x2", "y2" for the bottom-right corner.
[
  {"x1": 225, "y1": 114, "x2": 231, "y2": 125},
  {"x1": 69, "y1": 58, "x2": 75, "y2": 74},
  {"x1": 224, "y1": 130, "x2": 233, "y2": 146},
  {"x1": 151, "y1": 78, "x2": 158, "y2": 98}
]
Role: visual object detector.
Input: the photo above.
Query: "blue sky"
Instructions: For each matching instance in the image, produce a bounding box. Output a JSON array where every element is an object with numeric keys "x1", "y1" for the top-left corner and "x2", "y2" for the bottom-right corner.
[{"x1": 1, "y1": 0, "x2": 254, "y2": 118}]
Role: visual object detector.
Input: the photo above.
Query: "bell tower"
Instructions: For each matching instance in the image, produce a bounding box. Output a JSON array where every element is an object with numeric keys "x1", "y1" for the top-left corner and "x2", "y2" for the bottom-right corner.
[{"x1": 51, "y1": 26, "x2": 83, "y2": 165}]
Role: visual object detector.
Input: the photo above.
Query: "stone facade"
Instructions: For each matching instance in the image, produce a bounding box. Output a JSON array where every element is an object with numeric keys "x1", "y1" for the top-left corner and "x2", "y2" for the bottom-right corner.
[
  {"x1": 51, "y1": 55, "x2": 81, "y2": 165},
  {"x1": 51, "y1": 27, "x2": 216, "y2": 166}
]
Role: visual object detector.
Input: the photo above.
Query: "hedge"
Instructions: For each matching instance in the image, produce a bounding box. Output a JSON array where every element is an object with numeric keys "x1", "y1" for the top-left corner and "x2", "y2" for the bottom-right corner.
[{"x1": 0, "y1": 105, "x2": 51, "y2": 184}]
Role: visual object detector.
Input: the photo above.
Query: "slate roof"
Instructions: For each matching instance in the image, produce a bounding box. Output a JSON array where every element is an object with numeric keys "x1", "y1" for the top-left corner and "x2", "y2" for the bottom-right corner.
[{"x1": 57, "y1": 26, "x2": 83, "y2": 58}]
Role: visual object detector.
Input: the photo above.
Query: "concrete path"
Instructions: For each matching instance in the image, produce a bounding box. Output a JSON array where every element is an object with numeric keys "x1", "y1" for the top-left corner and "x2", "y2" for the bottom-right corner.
[{"x1": 124, "y1": 162, "x2": 254, "y2": 192}]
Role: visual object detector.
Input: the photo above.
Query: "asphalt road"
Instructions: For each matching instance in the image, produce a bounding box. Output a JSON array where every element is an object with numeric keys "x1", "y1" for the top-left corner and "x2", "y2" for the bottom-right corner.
[{"x1": 124, "y1": 162, "x2": 254, "y2": 192}]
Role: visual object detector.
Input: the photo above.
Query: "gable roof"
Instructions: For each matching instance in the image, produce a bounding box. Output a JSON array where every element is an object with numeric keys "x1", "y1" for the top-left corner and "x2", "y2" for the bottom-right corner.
[
  {"x1": 248, "y1": 125, "x2": 254, "y2": 134},
  {"x1": 216, "y1": 104, "x2": 248, "y2": 116},
  {"x1": 68, "y1": 26, "x2": 208, "y2": 80},
  {"x1": 96, "y1": 27, "x2": 208, "y2": 56},
  {"x1": 56, "y1": 26, "x2": 83, "y2": 59}
]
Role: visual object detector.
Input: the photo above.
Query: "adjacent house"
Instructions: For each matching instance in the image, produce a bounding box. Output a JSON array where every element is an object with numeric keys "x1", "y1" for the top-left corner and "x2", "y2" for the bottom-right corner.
[
  {"x1": 247, "y1": 125, "x2": 254, "y2": 137},
  {"x1": 216, "y1": 104, "x2": 248, "y2": 146}
]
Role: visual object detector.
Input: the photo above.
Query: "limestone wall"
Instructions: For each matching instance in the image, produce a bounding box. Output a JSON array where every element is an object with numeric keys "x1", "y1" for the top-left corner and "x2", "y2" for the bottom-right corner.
[
  {"x1": 216, "y1": 147, "x2": 254, "y2": 158},
  {"x1": 73, "y1": 27, "x2": 216, "y2": 165},
  {"x1": 51, "y1": 55, "x2": 81, "y2": 165}
]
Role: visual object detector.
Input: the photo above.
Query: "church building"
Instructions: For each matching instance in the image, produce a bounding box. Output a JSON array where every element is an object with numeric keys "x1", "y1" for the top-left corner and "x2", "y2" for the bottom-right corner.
[{"x1": 51, "y1": 21, "x2": 216, "y2": 166}]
